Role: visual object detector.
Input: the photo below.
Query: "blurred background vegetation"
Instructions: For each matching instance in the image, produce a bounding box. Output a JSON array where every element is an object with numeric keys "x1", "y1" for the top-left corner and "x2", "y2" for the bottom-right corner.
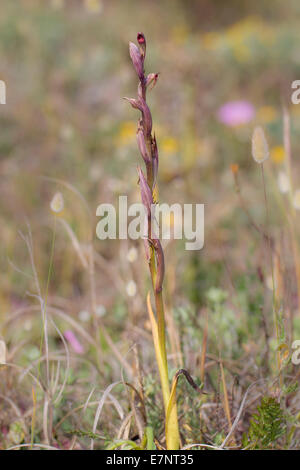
[{"x1": 1, "y1": 0, "x2": 300, "y2": 450}]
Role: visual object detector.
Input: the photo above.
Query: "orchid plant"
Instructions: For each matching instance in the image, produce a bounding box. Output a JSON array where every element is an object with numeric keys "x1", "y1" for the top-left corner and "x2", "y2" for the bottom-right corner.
[{"x1": 125, "y1": 32, "x2": 180, "y2": 450}]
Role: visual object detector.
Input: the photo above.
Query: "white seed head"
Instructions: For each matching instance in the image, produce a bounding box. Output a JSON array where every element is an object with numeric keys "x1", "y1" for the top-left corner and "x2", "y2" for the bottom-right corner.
[
  {"x1": 252, "y1": 126, "x2": 269, "y2": 164},
  {"x1": 78, "y1": 310, "x2": 91, "y2": 322},
  {"x1": 50, "y1": 192, "x2": 64, "y2": 213},
  {"x1": 126, "y1": 280, "x2": 137, "y2": 297},
  {"x1": 0, "y1": 340, "x2": 6, "y2": 364},
  {"x1": 24, "y1": 320, "x2": 32, "y2": 331},
  {"x1": 293, "y1": 189, "x2": 300, "y2": 210},
  {"x1": 95, "y1": 305, "x2": 106, "y2": 318},
  {"x1": 277, "y1": 171, "x2": 290, "y2": 194},
  {"x1": 127, "y1": 247, "x2": 138, "y2": 263}
]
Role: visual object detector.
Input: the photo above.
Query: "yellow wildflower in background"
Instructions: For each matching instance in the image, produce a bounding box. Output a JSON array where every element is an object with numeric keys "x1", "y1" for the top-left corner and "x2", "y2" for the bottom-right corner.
[
  {"x1": 257, "y1": 106, "x2": 278, "y2": 124},
  {"x1": 161, "y1": 136, "x2": 179, "y2": 154},
  {"x1": 225, "y1": 17, "x2": 274, "y2": 63},
  {"x1": 232, "y1": 43, "x2": 251, "y2": 62},
  {"x1": 271, "y1": 146, "x2": 285, "y2": 164},
  {"x1": 51, "y1": 0, "x2": 64, "y2": 9},
  {"x1": 117, "y1": 121, "x2": 136, "y2": 145},
  {"x1": 84, "y1": 0, "x2": 103, "y2": 13},
  {"x1": 226, "y1": 17, "x2": 274, "y2": 46},
  {"x1": 201, "y1": 32, "x2": 220, "y2": 51},
  {"x1": 171, "y1": 25, "x2": 189, "y2": 45}
]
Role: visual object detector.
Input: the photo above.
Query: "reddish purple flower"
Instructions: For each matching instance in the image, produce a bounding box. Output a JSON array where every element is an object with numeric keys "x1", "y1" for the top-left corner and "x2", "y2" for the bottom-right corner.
[
  {"x1": 217, "y1": 100, "x2": 255, "y2": 127},
  {"x1": 64, "y1": 330, "x2": 84, "y2": 354},
  {"x1": 137, "y1": 32, "x2": 146, "y2": 59}
]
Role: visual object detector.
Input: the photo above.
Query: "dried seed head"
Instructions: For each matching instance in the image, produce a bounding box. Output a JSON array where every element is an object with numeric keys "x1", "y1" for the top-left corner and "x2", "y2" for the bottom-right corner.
[
  {"x1": 126, "y1": 280, "x2": 137, "y2": 297},
  {"x1": 293, "y1": 189, "x2": 300, "y2": 210},
  {"x1": 129, "y1": 41, "x2": 144, "y2": 80},
  {"x1": 50, "y1": 192, "x2": 64, "y2": 213},
  {"x1": 127, "y1": 247, "x2": 138, "y2": 263},
  {"x1": 0, "y1": 340, "x2": 6, "y2": 364},
  {"x1": 252, "y1": 126, "x2": 269, "y2": 164},
  {"x1": 278, "y1": 171, "x2": 290, "y2": 194}
]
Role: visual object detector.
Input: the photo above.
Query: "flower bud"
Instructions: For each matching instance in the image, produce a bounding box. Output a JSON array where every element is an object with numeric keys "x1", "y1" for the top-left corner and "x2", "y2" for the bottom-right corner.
[
  {"x1": 137, "y1": 32, "x2": 146, "y2": 60},
  {"x1": 124, "y1": 97, "x2": 152, "y2": 137},
  {"x1": 145, "y1": 73, "x2": 159, "y2": 91},
  {"x1": 123, "y1": 97, "x2": 139, "y2": 109},
  {"x1": 139, "y1": 98, "x2": 152, "y2": 137},
  {"x1": 137, "y1": 166, "x2": 153, "y2": 217},
  {"x1": 129, "y1": 42, "x2": 144, "y2": 80},
  {"x1": 137, "y1": 126, "x2": 150, "y2": 165}
]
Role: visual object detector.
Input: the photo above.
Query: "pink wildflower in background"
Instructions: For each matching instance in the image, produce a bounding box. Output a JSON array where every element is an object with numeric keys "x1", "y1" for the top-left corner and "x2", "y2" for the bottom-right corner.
[
  {"x1": 64, "y1": 330, "x2": 84, "y2": 354},
  {"x1": 217, "y1": 100, "x2": 255, "y2": 127}
]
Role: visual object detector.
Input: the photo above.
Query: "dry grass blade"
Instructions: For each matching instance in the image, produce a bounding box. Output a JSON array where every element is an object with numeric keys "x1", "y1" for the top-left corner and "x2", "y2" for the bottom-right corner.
[{"x1": 220, "y1": 361, "x2": 234, "y2": 445}]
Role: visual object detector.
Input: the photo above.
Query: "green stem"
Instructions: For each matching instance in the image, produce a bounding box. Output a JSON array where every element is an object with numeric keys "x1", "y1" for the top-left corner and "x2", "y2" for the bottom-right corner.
[{"x1": 148, "y1": 261, "x2": 180, "y2": 449}]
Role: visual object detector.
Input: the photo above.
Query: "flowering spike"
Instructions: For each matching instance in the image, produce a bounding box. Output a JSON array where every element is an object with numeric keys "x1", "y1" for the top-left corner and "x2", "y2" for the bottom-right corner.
[{"x1": 129, "y1": 41, "x2": 144, "y2": 80}]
